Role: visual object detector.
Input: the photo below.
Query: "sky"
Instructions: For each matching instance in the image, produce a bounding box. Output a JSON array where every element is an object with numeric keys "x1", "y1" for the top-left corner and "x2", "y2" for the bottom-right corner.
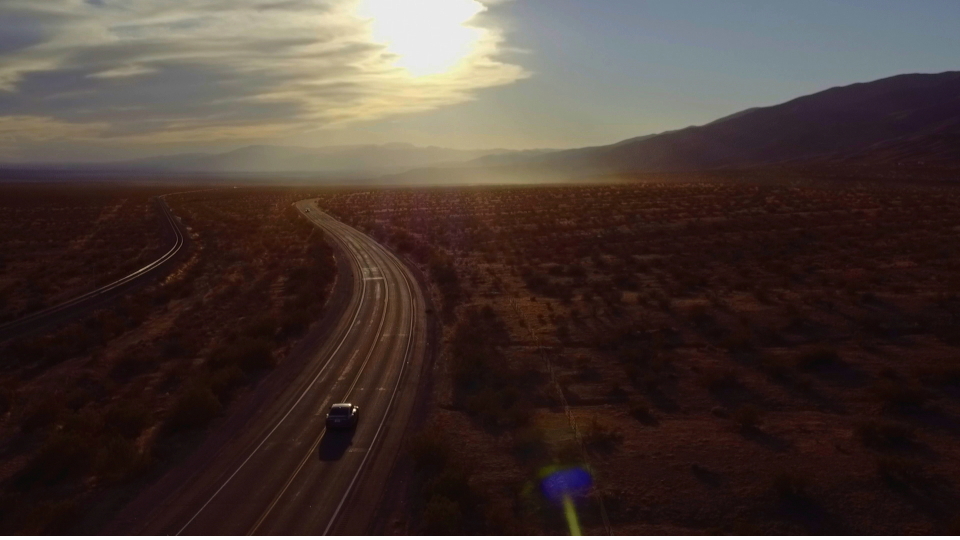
[{"x1": 1, "y1": 0, "x2": 959, "y2": 162}]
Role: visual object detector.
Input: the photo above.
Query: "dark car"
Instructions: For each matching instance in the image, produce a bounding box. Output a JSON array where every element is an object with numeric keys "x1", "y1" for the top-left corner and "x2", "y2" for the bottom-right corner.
[{"x1": 325, "y1": 403, "x2": 359, "y2": 429}]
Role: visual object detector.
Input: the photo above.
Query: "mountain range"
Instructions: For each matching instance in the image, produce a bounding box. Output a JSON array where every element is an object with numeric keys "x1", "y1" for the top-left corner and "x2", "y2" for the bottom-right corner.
[
  {"x1": 546, "y1": 71, "x2": 960, "y2": 171},
  {"x1": 4, "y1": 71, "x2": 958, "y2": 182},
  {"x1": 3, "y1": 143, "x2": 555, "y2": 179},
  {"x1": 390, "y1": 71, "x2": 960, "y2": 183}
]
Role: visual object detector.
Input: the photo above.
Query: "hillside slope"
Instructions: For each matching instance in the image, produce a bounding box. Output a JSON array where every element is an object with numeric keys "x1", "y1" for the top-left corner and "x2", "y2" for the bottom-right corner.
[{"x1": 454, "y1": 71, "x2": 960, "y2": 180}]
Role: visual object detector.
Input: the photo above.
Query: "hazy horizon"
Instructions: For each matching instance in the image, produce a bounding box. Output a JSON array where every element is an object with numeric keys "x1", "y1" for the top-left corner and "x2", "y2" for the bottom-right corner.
[{"x1": 2, "y1": 0, "x2": 959, "y2": 163}]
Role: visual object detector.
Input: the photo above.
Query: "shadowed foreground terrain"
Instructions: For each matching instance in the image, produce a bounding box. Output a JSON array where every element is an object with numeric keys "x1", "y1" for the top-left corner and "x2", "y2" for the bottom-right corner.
[
  {"x1": 0, "y1": 186, "x2": 336, "y2": 534},
  {"x1": 317, "y1": 174, "x2": 960, "y2": 534}
]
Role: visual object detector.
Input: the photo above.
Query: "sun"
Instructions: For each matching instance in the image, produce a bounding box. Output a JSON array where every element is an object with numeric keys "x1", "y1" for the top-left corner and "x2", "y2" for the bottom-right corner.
[{"x1": 356, "y1": 0, "x2": 487, "y2": 77}]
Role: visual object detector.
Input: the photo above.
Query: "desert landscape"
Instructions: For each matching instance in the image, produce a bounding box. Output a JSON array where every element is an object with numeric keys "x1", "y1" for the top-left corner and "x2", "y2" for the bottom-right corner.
[
  {"x1": 2, "y1": 1, "x2": 960, "y2": 535},
  {"x1": 316, "y1": 174, "x2": 960, "y2": 534},
  {"x1": 4, "y1": 171, "x2": 960, "y2": 534}
]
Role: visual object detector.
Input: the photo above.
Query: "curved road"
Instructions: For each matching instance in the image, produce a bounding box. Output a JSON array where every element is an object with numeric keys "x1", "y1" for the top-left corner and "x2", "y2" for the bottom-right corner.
[
  {"x1": 0, "y1": 196, "x2": 185, "y2": 341},
  {"x1": 112, "y1": 200, "x2": 427, "y2": 535}
]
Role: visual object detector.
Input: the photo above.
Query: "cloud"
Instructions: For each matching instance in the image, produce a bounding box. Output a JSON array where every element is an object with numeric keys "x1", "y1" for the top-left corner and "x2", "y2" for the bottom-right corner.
[
  {"x1": 0, "y1": 115, "x2": 110, "y2": 160},
  {"x1": 0, "y1": 0, "x2": 527, "y2": 156}
]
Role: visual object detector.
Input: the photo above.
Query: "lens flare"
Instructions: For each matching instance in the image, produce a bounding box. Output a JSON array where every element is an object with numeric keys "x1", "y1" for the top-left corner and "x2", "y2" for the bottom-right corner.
[{"x1": 540, "y1": 466, "x2": 593, "y2": 536}]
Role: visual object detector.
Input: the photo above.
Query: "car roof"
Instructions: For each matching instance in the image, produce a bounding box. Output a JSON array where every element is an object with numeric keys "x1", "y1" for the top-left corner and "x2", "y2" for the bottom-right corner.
[{"x1": 330, "y1": 403, "x2": 353, "y2": 408}]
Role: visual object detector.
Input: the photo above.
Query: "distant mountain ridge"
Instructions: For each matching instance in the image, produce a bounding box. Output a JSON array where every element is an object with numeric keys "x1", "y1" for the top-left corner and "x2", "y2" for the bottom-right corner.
[
  {"x1": 112, "y1": 143, "x2": 521, "y2": 175},
  {"x1": 7, "y1": 143, "x2": 549, "y2": 177},
  {"x1": 388, "y1": 71, "x2": 960, "y2": 183},
  {"x1": 533, "y1": 71, "x2": 960, "y2": 174}
]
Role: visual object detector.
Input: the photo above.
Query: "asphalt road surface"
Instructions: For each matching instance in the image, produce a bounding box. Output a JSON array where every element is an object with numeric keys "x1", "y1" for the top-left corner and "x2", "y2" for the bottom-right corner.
[{"x1": 110, "y1": 200, "x2": 427, "y2": 535}]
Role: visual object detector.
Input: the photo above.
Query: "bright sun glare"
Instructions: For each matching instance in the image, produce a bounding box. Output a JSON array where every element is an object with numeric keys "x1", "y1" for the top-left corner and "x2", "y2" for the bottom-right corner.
[{"x1": 357, "y1": 0, "x2": 487, "y2": 77}]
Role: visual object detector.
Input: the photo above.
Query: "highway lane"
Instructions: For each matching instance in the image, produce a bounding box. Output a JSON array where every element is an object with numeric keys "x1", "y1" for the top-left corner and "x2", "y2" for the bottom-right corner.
[{"x1": 111, "y1": 200, "x2": 427, "y2": 535}]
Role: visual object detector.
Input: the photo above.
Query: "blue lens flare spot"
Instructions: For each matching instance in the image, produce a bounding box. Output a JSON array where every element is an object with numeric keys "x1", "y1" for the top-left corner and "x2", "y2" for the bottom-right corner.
[{"x1": 540, "y1": 467, "x2": 593, "y2": 503}]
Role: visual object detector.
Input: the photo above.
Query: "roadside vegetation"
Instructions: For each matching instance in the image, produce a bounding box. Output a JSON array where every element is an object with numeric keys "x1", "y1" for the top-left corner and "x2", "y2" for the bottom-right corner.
[
  {"x1": 318, "y1": 173, "x2": 960, "y2": 534},
  {"x1": 0, "y1": 186, "x2": 337, "y2": 533}
]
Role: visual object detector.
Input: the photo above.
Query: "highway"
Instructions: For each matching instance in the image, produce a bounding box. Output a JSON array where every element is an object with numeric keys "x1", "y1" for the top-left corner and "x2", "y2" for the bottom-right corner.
[
  {"x1": 109, "y1": 199, "x2": 428, "y2": 535},
  {"x1": 0, "y1": 196, "x2": 186, "y2": 341}
]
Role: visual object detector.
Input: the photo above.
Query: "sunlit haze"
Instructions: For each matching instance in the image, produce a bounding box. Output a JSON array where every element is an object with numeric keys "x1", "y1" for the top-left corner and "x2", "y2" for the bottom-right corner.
[
  {"x1": 357, "y1": 0, "x2": 486, "y2": 77},
  {"x1": 0, "y1": 0, "x2": 959, "y2": 161}
]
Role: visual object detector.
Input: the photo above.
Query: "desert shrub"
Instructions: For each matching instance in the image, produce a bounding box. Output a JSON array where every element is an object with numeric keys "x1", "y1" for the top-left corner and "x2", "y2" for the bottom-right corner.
[
  {"x1": 732, "y1": 404, "x2": 762, "y2": 431},
  {"x1": 772, "y1": 470, "x2": 810, "y2": 502},
  {"x1": 208, "y1": 365, "x2": 247, "y2": 402},
  {"x1": 876, "y1": 456, "x2": 927, "y2": 490},
  {"x1": 614, "y1": 340, "x2": 657, "y2": 366},
  {"x1": 110, "y1": 349, "x2": 155, "y2": 381},
  {"x1": 720, "y1": 325, "x2": 754, "y2": 352},
  {"x1": 95, "y1": 434, "x2": 150, "y2": 482},
  {"x1": 945, "y1": 515, "x2": 960, "y2": 535},
  {"x1": 555, "y1": 322, "x2": 570, "y2": 342},
  {"x1": 855, "y1": 419, "x2": 915, "y2": 449},
  {"x1": 429, "y1": 252, "x2": 461, "y2": 320},
  {"x1": 208, "y1": 337, "x2": 274, "y2": 372},
  {"x1": 629, "y1": 398, "x2": 655, "y2": 424},
  {"x1": 17, "y1": 499, "x2": 79, "y2": 535},
  {"x1": 697, "y1": 365, "x2": 740, "y2": 392},
  {"x1": 280, "y1": 309, "x2": 312, "y2": 337},
  {"x1": 521, "y1": 271, "x2": 549, "y2": 295},
  {"x1": 160, "y1": 335, "x2": 187, "y2": 359},
  {"x1": 917, "y1": 364, "x2": 960, "y2": 387},
  {"x1": 448, "y1": 306, "x2": 534, "y2": 429},
  {"x1": 241, "y1": 314, "x2": 279, "y2": 339},
  {"x1": 872, "y1": 379, "x2": 930, "y2": 412},
  {"x1": 408, "y1": 423, "x2": 487, "y2": 532},
  {"x1": 512, "y1": 426, "x2": 548, "y2": 462},
  {"x1": 654, "y1": 293, "x2": 672, "y2": 312},
  {"x1": 754, "y1": 287, "x2": 773, "y2": 304},
  {"x1": 104, "y1": 399, "x2": 151, "y2": 439},
  {"x1": 0, "y1": 386, "x2": 13, "y2": 415},
  {"x1": 759, "y1": 351, "x2": 794, "y2": 381},
  {"x1": 465, "y1": 387, "x2": 532, "y2": 429},
  {"x1": 607, "y1": 383, "x2": 630, "y2": 401},
  {"x1": 583, "y1": 416, "x2": 623, "y2": 453},
  {"x1": 163, "y1": 384, "x2": 221, "y2": 434},
  {"x1": 578, "y1": 362, "x2": 602, "y2": 382},
  {"x1": 15, "y1": 428, "x2": 98, "y2": 489},
  {"x1": 421, "y1": 495, "x2": 463, "y2": 535},
  {"x1": 410, "y1": 428, "x2": 451, "y2": 473},
  {"x1": 20, "y1": 397, "x2": 63, "y2": 434},
  {"x1": 425, "y1": 465, "x2": 477, "y2": 509},
  {"x1": 796, "y1": 346, "x2": 841, "y2": 370}
]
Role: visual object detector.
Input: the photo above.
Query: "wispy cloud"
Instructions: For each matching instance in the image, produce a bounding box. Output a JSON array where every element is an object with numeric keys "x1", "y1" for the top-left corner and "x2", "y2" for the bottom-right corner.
[{"x1": 0, "y1": 0, "x2": 526, "y2": 158}]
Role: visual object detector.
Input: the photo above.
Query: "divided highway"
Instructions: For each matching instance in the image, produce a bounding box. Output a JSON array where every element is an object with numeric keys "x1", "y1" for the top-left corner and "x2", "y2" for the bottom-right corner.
[{"x1": 110, "y1": 200, "x2": 428, "y2": 535}]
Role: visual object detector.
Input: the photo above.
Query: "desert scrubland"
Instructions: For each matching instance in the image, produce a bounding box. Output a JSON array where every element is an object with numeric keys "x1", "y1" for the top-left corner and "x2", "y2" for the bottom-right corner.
[
  {"x1": 0, "y1": 185, "x2": 169, "y2": 324},
  {"x1": 318, "y1": 176, "x2": 960, "y2": 535}
]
